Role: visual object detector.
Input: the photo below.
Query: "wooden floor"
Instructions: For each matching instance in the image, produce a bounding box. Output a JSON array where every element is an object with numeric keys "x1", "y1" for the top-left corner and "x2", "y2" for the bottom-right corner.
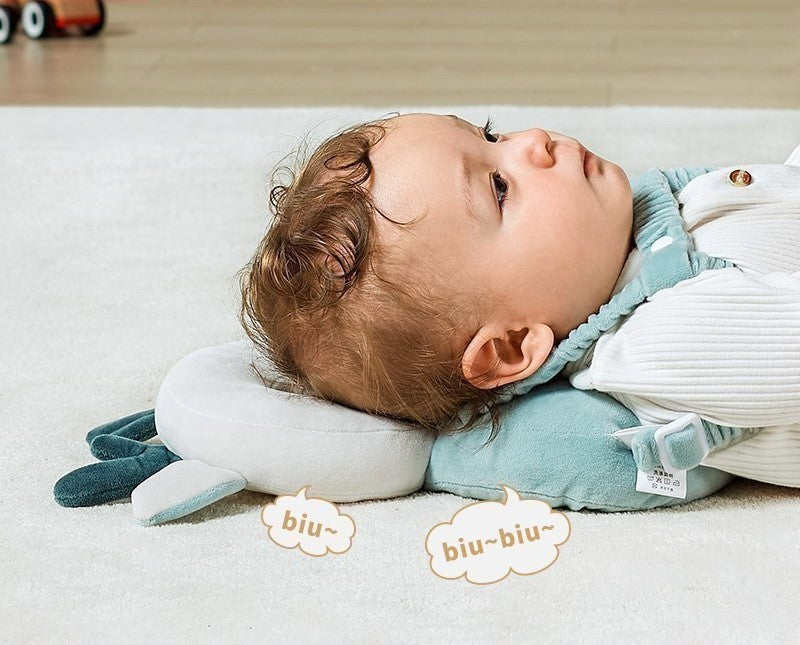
[{"x1": 2, "y1": 0, "x2": 799, "y2": 107}]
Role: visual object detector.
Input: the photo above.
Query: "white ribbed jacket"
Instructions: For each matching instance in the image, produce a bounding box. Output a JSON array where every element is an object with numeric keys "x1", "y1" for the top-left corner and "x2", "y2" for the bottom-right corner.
[{"x1": 562, "y1": 144, "x2": 800, "y2": 487}]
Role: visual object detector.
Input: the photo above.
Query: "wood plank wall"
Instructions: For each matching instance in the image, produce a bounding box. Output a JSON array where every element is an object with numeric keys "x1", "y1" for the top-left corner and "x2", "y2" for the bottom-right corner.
[{"x1": 2, "y1": 0, "x2": 798, "y2": 107}]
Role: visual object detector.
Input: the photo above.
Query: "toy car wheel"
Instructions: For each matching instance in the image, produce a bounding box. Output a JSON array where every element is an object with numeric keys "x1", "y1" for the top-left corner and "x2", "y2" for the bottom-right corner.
[
  {"x1": 77, "y1": 0, "x2": 104, "y2": 37},
  {"x1": 0, "y1": 7, "x2": 17, "y2": 45},
  {"x1": 22, "y1": 1, "x2": 55, "y2": 40}
]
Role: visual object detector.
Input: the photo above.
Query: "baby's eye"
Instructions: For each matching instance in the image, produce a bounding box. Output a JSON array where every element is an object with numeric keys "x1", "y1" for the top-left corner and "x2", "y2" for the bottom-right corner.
[{"x1": 492, "y1": 172, "x2": 508, "y2": 210}]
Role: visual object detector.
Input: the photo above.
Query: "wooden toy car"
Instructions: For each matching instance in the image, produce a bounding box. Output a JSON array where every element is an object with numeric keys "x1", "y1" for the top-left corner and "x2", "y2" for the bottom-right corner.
[
  {"x1": 0, "y1": 1, "x2": 21, "y2": 44},
  {"x1": 1, "y1": 0, "x2": 104, "y2": 44}
]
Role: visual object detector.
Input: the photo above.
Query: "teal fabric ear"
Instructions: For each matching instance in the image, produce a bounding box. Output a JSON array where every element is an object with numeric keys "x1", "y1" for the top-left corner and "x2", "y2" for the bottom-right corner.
[
  {"x1": 424, "y1": 378, "x2": 735, "y2": 511},
  {"x1": 54, "y1": 409, "x2": 182, "y2": 508}
]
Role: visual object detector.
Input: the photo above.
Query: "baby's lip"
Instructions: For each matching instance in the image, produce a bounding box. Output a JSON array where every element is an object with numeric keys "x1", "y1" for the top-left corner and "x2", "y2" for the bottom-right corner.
[{"x1": 580, "y1": 145, "x2": 598, "y2": 178}]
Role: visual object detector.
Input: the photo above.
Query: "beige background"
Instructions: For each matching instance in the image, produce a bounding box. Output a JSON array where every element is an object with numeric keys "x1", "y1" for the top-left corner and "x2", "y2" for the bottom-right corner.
[{"x1": 2, "y1": 0, "x2": 799, "y2": 107}]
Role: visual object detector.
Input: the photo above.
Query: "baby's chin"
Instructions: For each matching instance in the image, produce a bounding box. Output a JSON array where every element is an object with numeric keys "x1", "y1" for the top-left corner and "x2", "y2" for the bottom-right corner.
[
  {"x1": 602, "y1": 159, "x2": 633, "y2": 199},
  {"x1": 598, "y1": 156, "x2": 627, "y2": 179}
]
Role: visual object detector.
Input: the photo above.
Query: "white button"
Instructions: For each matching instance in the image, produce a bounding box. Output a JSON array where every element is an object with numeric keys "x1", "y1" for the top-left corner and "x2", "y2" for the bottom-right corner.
[{"x1": 650, "y1": 235, "x2": 674, "y2": 253}]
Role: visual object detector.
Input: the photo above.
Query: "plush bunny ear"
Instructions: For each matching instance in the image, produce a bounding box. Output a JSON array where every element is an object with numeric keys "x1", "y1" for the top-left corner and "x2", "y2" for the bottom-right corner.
[
  {"x1": 54, "y1": 409, "x2": 181, "y2": 508},
  {"x1": 85, "y1": 408, "x2": 157, "y2": 444},
  {"x1": 131, "y1": 460, "x2": 247, "y2": 526},
  {"x1": 53, "y1": 436, "x2": 181, "y2": 507}
]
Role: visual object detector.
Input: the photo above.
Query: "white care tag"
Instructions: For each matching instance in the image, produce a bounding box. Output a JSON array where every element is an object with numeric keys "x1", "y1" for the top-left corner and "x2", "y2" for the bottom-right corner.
[{"x1": 636, "y1": 466, "x2": 687, "y2": 499}]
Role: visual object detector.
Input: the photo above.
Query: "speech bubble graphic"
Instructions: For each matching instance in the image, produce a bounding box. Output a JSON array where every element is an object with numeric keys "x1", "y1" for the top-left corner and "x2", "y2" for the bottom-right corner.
[
  {"x1": 425, "y1": 485, "x2": 571, "y2": 585},
  {"x1": 261, "y1": 486, "x2": 355, "y2": 557}
]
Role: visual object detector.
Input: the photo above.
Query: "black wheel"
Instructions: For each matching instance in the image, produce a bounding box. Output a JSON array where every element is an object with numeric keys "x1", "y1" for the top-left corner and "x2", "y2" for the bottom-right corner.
[
  {"x1": 78, "y1": 0, "x2": 104, "y2": 37},
  {"x1": 21, "y1": 1, "x2": 55, "y2": 40},
  {"x1": 0, "y1": 7, "x2": 17, "y2": 44}
]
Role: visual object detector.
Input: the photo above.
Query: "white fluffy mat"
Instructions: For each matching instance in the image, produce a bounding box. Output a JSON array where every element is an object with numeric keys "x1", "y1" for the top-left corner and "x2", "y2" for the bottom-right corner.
[{"x1": 2, "y1": 106, "x2": 800, "y2": 643}]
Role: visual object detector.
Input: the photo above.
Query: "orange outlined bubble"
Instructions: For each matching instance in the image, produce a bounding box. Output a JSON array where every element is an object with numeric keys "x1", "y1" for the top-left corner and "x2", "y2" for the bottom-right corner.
[
  {"x1": 425, "y1": 485, "x2": 571, "y2": 585},
  {"x1": 261, "y1": 486, "x2": 355, "y2": 557}
]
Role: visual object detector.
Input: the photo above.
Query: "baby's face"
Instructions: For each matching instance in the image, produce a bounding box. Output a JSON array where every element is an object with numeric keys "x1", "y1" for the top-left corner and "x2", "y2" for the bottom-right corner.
[{"x1": 366, "y1": 112, "x2": 634, "y2": 350}]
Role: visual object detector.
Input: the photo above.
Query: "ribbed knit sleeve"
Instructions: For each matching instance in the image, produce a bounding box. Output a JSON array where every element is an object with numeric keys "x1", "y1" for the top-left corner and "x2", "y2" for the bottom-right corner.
[
  {"x1": 699, "y1": 422, "x2": 800, "y2": 487},
  {"x1": 572, "y1": 265, "x2": 800, "y2": 429}
]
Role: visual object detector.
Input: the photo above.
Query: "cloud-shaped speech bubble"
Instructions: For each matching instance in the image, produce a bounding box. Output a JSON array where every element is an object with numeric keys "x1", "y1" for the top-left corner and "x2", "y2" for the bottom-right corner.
[
  {"x1": 261, "y1": 486, "x2": 355, "y2": 557},
  {"x1": 425, "y1": 485, "x2": 571, "y2": 585}
]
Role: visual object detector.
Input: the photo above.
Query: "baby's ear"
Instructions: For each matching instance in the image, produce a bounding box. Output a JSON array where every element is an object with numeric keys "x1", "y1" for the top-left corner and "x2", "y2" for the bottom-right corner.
[{"x1": 461, "y1": 324, "x2": 554, "y2": 389}]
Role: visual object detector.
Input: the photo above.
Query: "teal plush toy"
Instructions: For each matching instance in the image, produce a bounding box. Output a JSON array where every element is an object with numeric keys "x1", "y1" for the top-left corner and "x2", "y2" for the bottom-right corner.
[{"x1": 55, "y1": 165, "x2": 761, "y2": 525}]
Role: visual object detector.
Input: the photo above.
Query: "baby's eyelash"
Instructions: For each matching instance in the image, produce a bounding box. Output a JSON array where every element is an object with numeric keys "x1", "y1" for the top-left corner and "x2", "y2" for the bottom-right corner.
[
  {"x1": 481, "y1": 115, "x2": 506, "y2": 210},
  {"x1": 482, "y1": 115, "x2": 498, "y2": 142}
]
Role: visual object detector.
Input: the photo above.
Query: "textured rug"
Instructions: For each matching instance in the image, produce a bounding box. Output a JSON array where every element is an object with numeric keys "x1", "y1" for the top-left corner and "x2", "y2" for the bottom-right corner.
[{"x1": 2, "y1": 106, "x2": 800, "y2": 644}]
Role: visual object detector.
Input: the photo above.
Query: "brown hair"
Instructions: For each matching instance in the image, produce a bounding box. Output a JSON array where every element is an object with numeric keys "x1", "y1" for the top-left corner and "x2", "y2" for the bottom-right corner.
[{"x1": 236, "y1": 113, "x2": 517, "y2": 445}]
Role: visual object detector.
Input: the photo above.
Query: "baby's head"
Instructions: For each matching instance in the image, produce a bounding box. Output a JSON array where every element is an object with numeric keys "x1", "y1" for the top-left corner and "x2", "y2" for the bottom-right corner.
[{"x1": 238, "y1": 112, "x2": 634, "y2": 440}]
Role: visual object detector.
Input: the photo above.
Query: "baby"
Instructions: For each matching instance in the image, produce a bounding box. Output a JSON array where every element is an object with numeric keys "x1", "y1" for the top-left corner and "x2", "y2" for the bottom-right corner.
[
  {"x1": 237, "y1": 111, "x2": 800, "y2": 485},
  {"x1": 236, "y1": 112, "x2": 635, "y2": 438}
]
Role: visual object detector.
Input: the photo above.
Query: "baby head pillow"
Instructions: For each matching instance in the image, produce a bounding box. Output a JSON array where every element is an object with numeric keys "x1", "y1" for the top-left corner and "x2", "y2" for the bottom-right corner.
[
  {"x1": 155, "y1": 339, "x2": 736, "y2": 510},
  {"x1": 154, "y1": 339, "x2": 434, "y2": 502}
]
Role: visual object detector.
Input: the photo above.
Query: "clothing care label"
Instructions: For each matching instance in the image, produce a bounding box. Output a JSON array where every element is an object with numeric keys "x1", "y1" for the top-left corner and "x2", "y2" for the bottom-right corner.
[{"x1": 636, "y1": 467, "x2": 688, "y2": 499}]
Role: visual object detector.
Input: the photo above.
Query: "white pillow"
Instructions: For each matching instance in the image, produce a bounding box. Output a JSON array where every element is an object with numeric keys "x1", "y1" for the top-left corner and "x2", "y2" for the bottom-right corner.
[{"x1": 154, "y1": 339, "x2": 435, "y2": 502}]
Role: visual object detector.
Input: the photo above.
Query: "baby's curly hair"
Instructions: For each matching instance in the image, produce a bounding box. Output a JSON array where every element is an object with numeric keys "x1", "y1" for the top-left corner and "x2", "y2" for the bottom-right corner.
[{"x1": 236, "y1": 113, "x2": 514, "y2": 443}]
